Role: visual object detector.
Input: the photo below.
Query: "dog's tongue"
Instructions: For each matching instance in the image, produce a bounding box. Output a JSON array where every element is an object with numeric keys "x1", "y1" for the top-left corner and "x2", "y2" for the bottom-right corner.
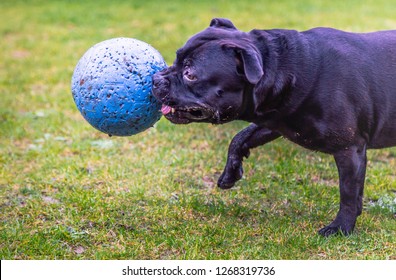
[{"x1": 161, "y1": 104, "x2": 172, "y2": 115}]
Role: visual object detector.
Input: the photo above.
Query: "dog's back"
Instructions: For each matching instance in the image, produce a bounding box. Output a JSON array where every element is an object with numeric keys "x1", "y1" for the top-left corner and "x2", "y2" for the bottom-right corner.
[
  {"x1": 300, "y1": 28, "x2": 396, "y2": 149},
  {"x1": 259, "y1": 27, "x2": 396, "y2": 150}
]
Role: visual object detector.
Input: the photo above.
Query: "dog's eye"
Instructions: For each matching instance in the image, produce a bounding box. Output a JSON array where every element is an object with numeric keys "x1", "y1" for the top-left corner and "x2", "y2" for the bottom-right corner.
[{"x1": 183, "y1": 70, "x2": 197, "y2": 82}]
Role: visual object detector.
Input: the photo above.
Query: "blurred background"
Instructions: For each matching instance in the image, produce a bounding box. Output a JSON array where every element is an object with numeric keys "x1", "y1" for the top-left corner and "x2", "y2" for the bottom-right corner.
[{"x1": 1, "y1": 0, "x2": 395, "y2": 259}]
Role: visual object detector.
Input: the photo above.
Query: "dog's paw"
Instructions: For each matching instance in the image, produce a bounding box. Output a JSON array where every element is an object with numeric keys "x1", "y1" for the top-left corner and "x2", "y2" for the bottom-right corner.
[
  {"x1": 218, "y1": 160, "x2": 243, "y2": 189},
  {"x1": 318, "y1": 223, "x2": 354, "y2": 237}
]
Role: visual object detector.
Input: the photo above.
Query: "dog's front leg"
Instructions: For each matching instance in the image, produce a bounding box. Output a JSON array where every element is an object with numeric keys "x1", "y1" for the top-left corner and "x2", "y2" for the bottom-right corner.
[
  {"x1": 319, "y1": 144, "x2": 367, "y2": 236},
  {"x1": 218, "y1": 124, "x2": 280, "y2": 189}
]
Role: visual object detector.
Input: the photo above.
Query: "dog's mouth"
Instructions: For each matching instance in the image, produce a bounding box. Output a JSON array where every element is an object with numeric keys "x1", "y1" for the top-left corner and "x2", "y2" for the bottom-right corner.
[{"x1": 160, "y1": 104, "x2": 214, "y2": 124}]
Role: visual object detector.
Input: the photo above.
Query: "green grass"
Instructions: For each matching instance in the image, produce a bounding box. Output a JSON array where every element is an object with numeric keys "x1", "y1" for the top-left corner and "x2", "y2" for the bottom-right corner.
[{"x1": 1, "y1": 0, "x2": 395, "y2": 259}]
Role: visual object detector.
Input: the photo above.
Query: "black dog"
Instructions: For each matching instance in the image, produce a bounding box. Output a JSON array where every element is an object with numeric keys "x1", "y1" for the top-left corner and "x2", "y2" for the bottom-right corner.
[{"x1": 152, "y1": 18, "x2": 396, "y2": 236}]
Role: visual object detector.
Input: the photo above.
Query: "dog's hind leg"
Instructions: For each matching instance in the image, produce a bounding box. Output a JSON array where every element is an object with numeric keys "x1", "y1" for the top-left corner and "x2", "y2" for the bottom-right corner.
[
  {"x1": 319, "y1": 144, "x2": 367, "y2": 236},
  {"x1": 218, "y1": 124, "x2": 280, "y2": 189}
]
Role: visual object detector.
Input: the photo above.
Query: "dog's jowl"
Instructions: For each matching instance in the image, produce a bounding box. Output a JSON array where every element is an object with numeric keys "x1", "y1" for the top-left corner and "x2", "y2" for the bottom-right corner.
[{"x1": 152, "y1": 18, "x2": 396, "y2": 236}]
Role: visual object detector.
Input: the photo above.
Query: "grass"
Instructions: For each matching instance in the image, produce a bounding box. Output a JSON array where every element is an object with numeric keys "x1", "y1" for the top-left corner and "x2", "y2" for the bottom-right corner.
[{"x1": 1, "y1": 0, "x2": 395, "y2": 259}]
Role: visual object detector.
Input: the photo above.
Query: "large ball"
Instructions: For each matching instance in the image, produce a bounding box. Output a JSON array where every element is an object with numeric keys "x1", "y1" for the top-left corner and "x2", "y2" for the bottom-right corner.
[{"x1": 71, "y1": 38, "x2": 166, "y2": 136}]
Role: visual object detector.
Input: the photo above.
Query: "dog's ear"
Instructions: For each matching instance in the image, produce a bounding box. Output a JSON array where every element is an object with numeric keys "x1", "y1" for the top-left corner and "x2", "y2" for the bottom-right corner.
[
  {"x1": 210, "y1": 18, "x2": 237, "y2": 30},
  {"x1": 236, "y1": 48, "x2": 264, "y2": 84},
  {"x1": 222, "y1": 43, "x2": 264, "y2": 84}
]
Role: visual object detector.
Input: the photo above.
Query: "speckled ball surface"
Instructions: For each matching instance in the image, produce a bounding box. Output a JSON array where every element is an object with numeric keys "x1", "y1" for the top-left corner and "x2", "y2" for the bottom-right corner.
[{"x1": 71, "y1": 38, "x2": 166, "y2": 136}]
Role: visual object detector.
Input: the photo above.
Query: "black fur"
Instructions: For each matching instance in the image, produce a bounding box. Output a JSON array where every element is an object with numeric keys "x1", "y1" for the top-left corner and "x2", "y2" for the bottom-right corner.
[{"x1": 152, "y1": 18, "x2": 396, "y2": 236}]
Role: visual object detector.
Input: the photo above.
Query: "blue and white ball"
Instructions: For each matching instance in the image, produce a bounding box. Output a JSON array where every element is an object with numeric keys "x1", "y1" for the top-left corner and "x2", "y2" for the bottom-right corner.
[{"x1": 71, "y1": 38, "x2": 166, "y2": 136}]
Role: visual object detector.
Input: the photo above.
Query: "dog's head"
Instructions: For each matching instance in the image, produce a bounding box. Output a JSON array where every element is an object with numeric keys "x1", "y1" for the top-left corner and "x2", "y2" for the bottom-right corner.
[{"x1": 152, "y1": 18, "x2": 264, "y2": 124}]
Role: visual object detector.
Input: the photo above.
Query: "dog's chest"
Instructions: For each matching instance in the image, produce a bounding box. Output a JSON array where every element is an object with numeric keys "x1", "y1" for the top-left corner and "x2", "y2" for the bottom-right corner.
[
  {"x1": 262, "y1": 116, "x2": 356, "y2": 153},
  {"x1": 275, "y1": 123, "x2": 318, "y2": 149}
]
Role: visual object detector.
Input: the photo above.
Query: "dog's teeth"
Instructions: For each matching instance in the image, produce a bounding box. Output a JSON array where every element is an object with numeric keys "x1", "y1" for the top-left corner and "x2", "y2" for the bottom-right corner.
[{"x1": 171, "y1": 108, "x2": 175, "y2": 113}]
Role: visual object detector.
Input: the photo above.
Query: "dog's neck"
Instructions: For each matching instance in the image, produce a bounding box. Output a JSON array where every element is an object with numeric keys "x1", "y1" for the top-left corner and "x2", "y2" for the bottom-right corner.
[{"x1": 238, "y1": 29, "x2": 317, "y2": 123}]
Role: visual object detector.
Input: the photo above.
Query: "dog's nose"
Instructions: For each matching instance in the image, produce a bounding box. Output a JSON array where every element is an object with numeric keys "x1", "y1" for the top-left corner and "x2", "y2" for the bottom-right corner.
[
  {"x1": 152, "y1": 73, "x2": 169, "y2": 89},
  {"x1": 152, "y1": 73, "x2": 161, "y2": 89},
  {"x1": 152, "y1": 73, "x2": 170, "y2": 101}
]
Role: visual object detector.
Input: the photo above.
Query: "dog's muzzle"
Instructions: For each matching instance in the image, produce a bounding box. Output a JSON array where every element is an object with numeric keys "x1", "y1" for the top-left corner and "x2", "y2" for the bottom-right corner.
[{"x1": 152, "y1": 72, "x2": 170, "y2": 102}]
